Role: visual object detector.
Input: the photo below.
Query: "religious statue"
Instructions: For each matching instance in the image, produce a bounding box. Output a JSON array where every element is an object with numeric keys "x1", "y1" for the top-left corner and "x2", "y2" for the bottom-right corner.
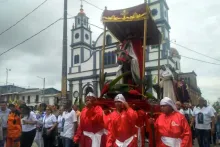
[
  {"x1": 159, "y1": 66, "x2": 177, "y2": 102},
  {"x1": 173, "y1": 77, "x2": 190, "y2": 103},
  {"x1": 116, "y1": 37, "x2": 140, "y2": 85}
]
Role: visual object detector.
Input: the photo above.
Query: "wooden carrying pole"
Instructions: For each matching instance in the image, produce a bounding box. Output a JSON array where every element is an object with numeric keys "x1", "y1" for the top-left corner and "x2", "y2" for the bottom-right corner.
[
  {"x1": 157, "y1": 37, "x2": 161, "y2": 99},
  {"x1": 101, "y1": 24, "x2": 107, "y2": 89},
  {"x1": 142, "y1": 17, "x2": 147, "y2": 96}
]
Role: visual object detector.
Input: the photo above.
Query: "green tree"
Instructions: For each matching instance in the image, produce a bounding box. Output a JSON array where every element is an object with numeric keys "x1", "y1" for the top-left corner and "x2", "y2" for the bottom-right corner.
[{"x1": 213, "y1": 101, "x2": 220, "y2": 113}]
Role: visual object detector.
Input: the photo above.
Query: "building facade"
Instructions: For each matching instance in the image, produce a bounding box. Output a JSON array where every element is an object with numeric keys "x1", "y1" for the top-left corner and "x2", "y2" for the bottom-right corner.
[
  {"x1": 67, "y1": 1, "x2": 182, "y2": 103},
  {"x1": 0, "y1": 85, "x2": 60, "y2": 106},
  {"x1": 178, "y1": 71, "x2": 202, "y2": 105}
]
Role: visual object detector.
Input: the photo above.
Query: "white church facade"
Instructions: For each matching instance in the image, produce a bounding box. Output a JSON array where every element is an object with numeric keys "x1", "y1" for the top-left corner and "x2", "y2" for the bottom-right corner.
[{"x1": 67, "y1": 0, "x2": 181, "y2": 102}]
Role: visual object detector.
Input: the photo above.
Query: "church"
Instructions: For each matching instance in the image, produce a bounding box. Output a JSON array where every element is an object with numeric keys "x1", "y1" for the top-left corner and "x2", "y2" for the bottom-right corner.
[{"x1": 67, "y1": 0, "x2": 182, "y2": 103}]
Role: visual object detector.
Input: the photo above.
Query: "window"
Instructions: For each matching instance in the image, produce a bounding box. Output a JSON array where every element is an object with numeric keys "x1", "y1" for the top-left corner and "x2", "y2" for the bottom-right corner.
[
  {"x1": 78, "y1": 18, "x2": 80, "y2": 24},
  {"x1": 151, "y1": 45, "x2": 159, "y2": 49},
  {"x1": 176, "y1": 62, "x2": 179, "y2": 70},
  {"x1": 104, "y1": 51, "x2": 116, "y2": 65},
  {"x1": 22, "y1": 96, "x2": 25, "y2": 101},
  {"x1": 75, "y1": 33, "x2": 79, "y2": 39},
  {"x1": 151, "y1": 9, "x2": 158, "y2": 16},
  {"x1": 106, "y1": 35, "x2": 112, "y2": 45},
  {"x1": 74, "y1": 55, "x2": 80, "y2": 64},
  {"x1": 36, "y1": 95, "x2": 39, "y2": 103},
  {"x1": 84, "y1": 18, "x2": 86, "y2": 25},
  {"x1": 27, "y1": 96, "x2": 30, "y2": 104},
  {"x1": 85, "y1": 87, "x2": 93, "y2": 96}
]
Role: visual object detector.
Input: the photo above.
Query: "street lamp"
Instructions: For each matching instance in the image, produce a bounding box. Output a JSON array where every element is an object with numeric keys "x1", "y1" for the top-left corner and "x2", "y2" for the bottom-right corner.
[
  {"x1": 37, "y1": 76, "x2": 45, "y2": 99},
  {"x1": 6, "y1": 68, "x2": 11, "y2": 85}
]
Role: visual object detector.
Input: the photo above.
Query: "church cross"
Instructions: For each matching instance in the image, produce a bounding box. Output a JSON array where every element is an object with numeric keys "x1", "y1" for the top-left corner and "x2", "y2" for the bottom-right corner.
[{"x1": 120, "y1": 9, "x2": 129, "y2": 19}]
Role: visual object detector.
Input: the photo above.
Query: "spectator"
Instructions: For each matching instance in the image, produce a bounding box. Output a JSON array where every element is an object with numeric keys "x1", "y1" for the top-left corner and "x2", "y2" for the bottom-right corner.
[
  {"x1": 216, "y1": 115, "x2": 220, "y2": 145},
  {"x1": 0, "y1": 101, "x2": 10, "y2": 147},
  {"x1": 42, "y1": 106, "x2": 57, "y2": 147},
  {"x1": 57, "y1": 107, "x2": 64, "y2": 147},
  {"x1": 6, "y1": 104, "x2": 21, "y2": 147},
  {"x1": 73, "y1": 105, "x2": 81, "y2": 124},
  {"x1": 191, "y1": 98, "x2": 215, "y2": 147},
  {"x1": 34, "y1": 104, "x2": 44, "y2": 147},
  {"x1": 62, "y1": 100, "x2": 77, "y2": 147},
  {"x1": 20, "y1": 104, "x2": 37, "y2": 147},
  {"x1": 175, "y1": 101, "x2": 184, "y2": 114}
]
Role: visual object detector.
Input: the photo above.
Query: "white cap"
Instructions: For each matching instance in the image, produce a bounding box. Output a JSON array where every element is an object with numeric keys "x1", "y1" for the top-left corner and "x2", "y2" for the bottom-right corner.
[
  {"x1": 86, "y1": 92, "x2": 96, "y2": 98},
  {"x1": 114, "y1": 94, "x2": 126, "y2": 103},
  {"x1": 160, "y1": 97, "x2": 178, "y2": 112}
]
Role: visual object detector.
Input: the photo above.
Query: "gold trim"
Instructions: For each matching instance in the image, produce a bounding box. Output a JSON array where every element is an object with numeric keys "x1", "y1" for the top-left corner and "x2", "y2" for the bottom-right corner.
[{"x1": 102, "y1": 12, "x2": 147, "y2": 22}]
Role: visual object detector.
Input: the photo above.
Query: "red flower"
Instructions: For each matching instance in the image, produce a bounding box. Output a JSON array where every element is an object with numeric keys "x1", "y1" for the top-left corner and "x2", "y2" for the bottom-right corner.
[
  {"x1": 128, "y1": 89, "x2": 140, "y2": 95},
  {"x1": 117, "y1": 57, "x2": 126, "y2": 62},
  {"x1": 100, "y1": 83, "x2": 110, "y2": 98}
]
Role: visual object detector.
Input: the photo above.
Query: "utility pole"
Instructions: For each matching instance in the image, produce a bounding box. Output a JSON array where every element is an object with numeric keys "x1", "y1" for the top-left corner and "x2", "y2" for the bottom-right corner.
[
  {"x1": 37, "y1": 76, "x2": 45, "y2": 101},
  {"x1": 61, "y1": 0, "x2": 68, "y2": 105},
  {"x1": 6, "y1": 68, "x2": 11, "y2": 85}
]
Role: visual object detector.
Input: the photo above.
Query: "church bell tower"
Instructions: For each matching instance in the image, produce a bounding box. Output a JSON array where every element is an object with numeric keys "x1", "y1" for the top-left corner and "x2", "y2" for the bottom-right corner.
[
  {"x1": 148, "y1": 0, "x2": 171, "y2": 59},
  {"x1": 70, "y1": 3, "x2": 92, "y2": 68}
]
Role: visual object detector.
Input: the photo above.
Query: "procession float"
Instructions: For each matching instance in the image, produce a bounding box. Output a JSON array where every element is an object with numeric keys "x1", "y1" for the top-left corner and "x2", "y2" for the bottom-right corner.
[
  {"x1": 96, "y1": 2, "x2": 161, "y2": 113},
  {"x1": 94, "y1": 2, "x2": 163, "y2": 146}
]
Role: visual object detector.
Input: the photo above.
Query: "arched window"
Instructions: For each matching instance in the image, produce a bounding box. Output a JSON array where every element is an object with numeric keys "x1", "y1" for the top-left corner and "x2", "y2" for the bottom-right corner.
[
  {"x1": 107, "y1": 52, "x2": 111, "y2": 64},
  {"x1": 111, "y1": 51, "x2": 116, "y2": 64},
  {"x1": 84, "y1": 18, "x2": 86, "y2": 25},
  {"x1": 74, "y1": 55, "x2": 80, "y2": 64},
  {"x1": 85, "y1": 87, "x2": 93, "y2": 96},
  {"x1": 106, "y1": 35, "x2": 112, "y2": 45}
]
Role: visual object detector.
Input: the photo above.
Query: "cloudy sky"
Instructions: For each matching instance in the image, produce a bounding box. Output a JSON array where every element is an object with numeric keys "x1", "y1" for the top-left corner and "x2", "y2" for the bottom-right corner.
[{"x1": 0, "y1": 0, "x2": 219, "y2": 103}]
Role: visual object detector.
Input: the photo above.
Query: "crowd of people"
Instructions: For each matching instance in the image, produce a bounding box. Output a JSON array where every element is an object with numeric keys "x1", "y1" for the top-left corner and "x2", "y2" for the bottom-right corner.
[
  {"x1": 176, "y1": 98, "x2": 218, "y2": 147},
  {"x1": 0, "y1": 92, "x2": 218, "y2": 147}
]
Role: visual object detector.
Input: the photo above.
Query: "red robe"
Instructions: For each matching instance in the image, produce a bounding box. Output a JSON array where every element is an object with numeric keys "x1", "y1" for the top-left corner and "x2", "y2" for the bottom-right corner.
[
  {"x1": 135, "y1": 110, "x2": 146, "y2": 147},
  {"x1": 74, "y1": 106, "x2": 106, "y2": 147},
  {"x1": 107, "y1": 108, "x2": 138, "y2": 147},
  {"x1": 155, "y1": 112, "x2": 192, "y2": 147},
  {"x1": 103, "y1": 113, "x2": 111, "y2": 145}
]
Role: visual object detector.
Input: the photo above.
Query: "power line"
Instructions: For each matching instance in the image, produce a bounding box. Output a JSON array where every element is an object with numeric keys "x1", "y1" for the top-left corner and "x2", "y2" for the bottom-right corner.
[
  {"x1": 169, "y1": 50, "x2": 220, "y2": 66},
  {"x1": 82, "y1": 0, "x2": 103, "y2": 11},
  {"x1": 0, "y1": 18, "x2": 62, "y2": 57},
  {"x1": 81, "y1": 0, "x2": 220, "y2": 64},
  {"x1": 179, "y1": 54, "x2": 220, "y2": 66},
  {"x1": 67, "y1": 15, "x2": 220, "y2": 66},
  {"x1": 170, "y1": 41, "x2": 220, "y2": 62},
  {"x1": 0, "y1": 0, "x2": 48, "y2": 36},
  {"x1": 67, "y1": 14, "x2": 104, "y2": 30}
]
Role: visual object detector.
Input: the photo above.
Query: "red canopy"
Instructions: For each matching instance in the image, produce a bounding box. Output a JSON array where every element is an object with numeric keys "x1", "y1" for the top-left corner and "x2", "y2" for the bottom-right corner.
[{"x1": 102, "y1": 3, "x2": 161, "y2": 45}]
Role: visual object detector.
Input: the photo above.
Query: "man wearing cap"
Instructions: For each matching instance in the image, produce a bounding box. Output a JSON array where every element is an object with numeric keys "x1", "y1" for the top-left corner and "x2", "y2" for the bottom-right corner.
[
  {"x1": 149, "y1": 97, "x2": 192, "y2": 147},
  {"x1": 107, "y1": 94, "x2": 138, "y2": 147},
  {"x1": 73, "y1": 92, "x2": 106, "y2": 147}
]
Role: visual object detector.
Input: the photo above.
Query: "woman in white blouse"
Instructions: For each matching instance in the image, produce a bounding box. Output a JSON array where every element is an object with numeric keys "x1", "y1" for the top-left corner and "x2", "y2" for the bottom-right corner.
[
  {"x1": 42, "y1": 106, "x2": 57, "y2": 147},
  {"x1": 20, "y1": 104, "x2": 37, "y2": 147}
]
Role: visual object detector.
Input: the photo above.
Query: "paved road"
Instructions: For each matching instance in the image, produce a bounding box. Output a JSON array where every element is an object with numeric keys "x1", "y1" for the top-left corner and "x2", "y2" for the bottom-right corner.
[{"x1": 32, "y1": 141, "x2": 215, "y2": 147}]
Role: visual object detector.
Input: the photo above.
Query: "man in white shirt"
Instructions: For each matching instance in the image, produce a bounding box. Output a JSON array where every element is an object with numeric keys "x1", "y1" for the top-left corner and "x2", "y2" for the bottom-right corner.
[
  {"x1": 191, "y1": 98, "x2": 215, "y2": 147},
  {"x1": 61, "y1": 100, "x2": 77, "y2": 147},
  {"x1": 204, "y1": 100, "x2": 217, "y2": 146}
]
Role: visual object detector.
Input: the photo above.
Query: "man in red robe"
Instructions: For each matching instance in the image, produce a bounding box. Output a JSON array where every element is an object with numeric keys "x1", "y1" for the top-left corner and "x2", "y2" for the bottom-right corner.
[
  {"x1": 73, "y1": 92, "x2": 106, "y2": 147},
  {"x1": 149, "y1": 97, "x2": 192, "y2": 147},
  {"x1": 107, "y1": 94, "x2": 138, "y2": 147},
  {"x1": 133, "y1": 105, "x2": 146, "y2": 147}
]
